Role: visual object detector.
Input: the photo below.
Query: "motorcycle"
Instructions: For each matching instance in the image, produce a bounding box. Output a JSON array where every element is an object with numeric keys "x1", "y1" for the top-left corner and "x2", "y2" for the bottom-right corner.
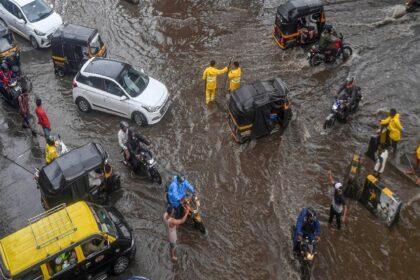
[
  {"x1": 323, "y1": 92, "x2": 361, "y2": 129},
  {"x1": 183, "y1": 194, "x2": 206, "y2": 234},
  {"x1": 406, "y1": 0, "x2": 420, "y2": 12},
  {"x1": 291, "y1": 226, "x2": 317, "y2": 280},
  {"x1": 0, "y1": 78, "x2": 22, "y2": 108},
  {"x1": 308, "y1": 33, "x2": 352, "y2": 66},
  {"x1": 125, "y1": 145, "x2": 162, "y2": 185}
]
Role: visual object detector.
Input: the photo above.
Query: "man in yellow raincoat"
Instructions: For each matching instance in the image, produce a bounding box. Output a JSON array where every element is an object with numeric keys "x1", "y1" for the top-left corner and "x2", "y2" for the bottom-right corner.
[
  {"x1": 45, "y1": 137, "x2": 58, "y2": 164},
  {"x1": 228, "y1": 61, "x2": 241, "y2": 94},
  {"x1": 380, "y1": 108, "x2": 404, "y2": 152},
  {"x1": 202, "y1": 60, "x2": 228, "y2": 105}
]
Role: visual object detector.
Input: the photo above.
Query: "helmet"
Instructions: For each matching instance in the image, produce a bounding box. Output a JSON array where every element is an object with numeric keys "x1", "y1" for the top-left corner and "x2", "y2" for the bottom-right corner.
[
  {"x1": 346, "y1": 76, "x2": 354, "y2": 84},
  {"x1": 334, "y1": 182, "x2": 343, "y2": 191},
  {"x1": 176, "y1": 174, "x2": 185, "y2": 184},
  {"x1": 325, "y1": 25, "x2": 333, "y2": 32},
  {"x1": 120, "y1": 120, "x2": 129, "y2": 130},
  {"x1": 47, "y1": 136, "x2": 55, "y2": 146},
  {"x1": 1, "y1": 63, "x2": 8, "y2": 71},
  {"x1": 305, "y1": 207, "x2": 317, "y2": 222}
]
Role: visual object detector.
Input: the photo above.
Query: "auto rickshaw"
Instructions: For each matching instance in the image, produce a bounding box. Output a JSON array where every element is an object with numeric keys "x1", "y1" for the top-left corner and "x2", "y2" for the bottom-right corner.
[
  {"x1": 35, "y1": 142, "x2": 120, "y2": 209},
  {"x1": 273, "y1": 0, "x2": 326, "y2": 49},
  {"x1": 0, "y1": 23, "x2": 20, "y2": 68},
  {"x1": 227, "y1": 78, "x2": 292, "y2": 144},
  {"x1": 51, "y1": 23, "x2": 107, "y2": 76}
]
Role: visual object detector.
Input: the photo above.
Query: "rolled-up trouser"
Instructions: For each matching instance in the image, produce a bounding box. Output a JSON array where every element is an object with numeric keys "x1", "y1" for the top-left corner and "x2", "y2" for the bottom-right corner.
[{"x1": 205, "y1": 88, "x2": 216, "y2": 104}]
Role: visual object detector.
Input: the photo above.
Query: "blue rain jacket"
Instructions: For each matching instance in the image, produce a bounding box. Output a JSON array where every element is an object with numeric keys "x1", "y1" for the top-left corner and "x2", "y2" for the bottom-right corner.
[
  {"x1": 167, "y1": 176, "x2": 195, "y2": 207},
  {"x1": 294, "y1": 208, "x2": 321, "y2": 242}
]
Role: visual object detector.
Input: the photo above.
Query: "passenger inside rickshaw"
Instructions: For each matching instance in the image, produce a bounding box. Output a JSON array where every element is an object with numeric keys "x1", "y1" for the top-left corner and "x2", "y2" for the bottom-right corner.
[
  {"x1": 88, "y1": 168, "x2": 104, "y2": 188},
  {"x1": 266, "y1": 101, "x2": 285, "y2": 128},
  {"x1": 297, "y1": 13, "x2": 321, "y2": 43},
  {"x1": 48, "y1": 249, "x2": 77, "y2": 275}
]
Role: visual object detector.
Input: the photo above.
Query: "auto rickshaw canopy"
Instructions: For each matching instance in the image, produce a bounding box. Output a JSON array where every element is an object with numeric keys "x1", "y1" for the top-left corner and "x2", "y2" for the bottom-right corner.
[
  {"x1": 277, "y1": 0, "x2": 324, "y2": 22},
  {"x1": 38, "y1": 142, "x2": 107, "y2": 195},
  {"x1": 51, "y1": 23, "x2": 98, "y2": 50}
]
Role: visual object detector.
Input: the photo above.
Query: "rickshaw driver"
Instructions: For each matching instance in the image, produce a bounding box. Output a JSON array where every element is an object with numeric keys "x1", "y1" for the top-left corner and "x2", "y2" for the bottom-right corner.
[{"x1": 167, "y1": 175, "x2": 195, "y2": 219}]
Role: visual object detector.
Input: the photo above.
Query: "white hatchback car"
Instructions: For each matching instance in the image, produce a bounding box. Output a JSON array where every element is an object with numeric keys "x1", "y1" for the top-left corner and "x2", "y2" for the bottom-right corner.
[
  {"x1": 0, "y1": 0, "x2": 62, "y2": 48},
  {"x1": 72, "y1": 57, "x2": 170, "y2": 126}
]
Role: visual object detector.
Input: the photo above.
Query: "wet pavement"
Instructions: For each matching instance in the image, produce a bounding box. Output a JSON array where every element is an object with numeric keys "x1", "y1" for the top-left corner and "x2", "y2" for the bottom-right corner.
[{"x1": 1, "y1": 0, "x2": 420, "y2": 279}]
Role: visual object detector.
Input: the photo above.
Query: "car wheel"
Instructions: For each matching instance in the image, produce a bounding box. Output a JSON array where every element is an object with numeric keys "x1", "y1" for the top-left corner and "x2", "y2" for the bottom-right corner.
[
  {"x1": 132, "y1": 111, "x2": 147, "y2": 126},
  {"x1": 30, "y1": 36, "x2": 39, "y2": 49},
  {"x1": 112, "y1": 256, "x2": 129, "y2": 275},
  {"x1": 76, "y1": 97, "x2": 92, "y2": 113}
]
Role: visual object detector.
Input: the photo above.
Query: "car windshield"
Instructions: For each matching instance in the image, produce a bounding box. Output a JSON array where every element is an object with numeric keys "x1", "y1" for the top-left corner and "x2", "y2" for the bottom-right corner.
[
  {"x1": 119, "y1": 67, "x2": 149, "y2": 98},
  {"x1": 90, "y1": 204, "x2": 117, "y2": 237},
  {"x1": 89, "y1": 33, "x2": 104, "y2": 55},
  {"x1": 0, "y1": 35, "x2": 13, "y2": 53},
  {"x1": 22, "y1": 0, "x2": 53, "y2": 23}
]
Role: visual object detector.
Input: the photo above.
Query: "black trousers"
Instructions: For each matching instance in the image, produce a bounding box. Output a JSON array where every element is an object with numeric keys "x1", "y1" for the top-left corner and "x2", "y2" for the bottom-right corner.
[{"x1": 328, "y1": 205, "x2": 342, "y2": 230}]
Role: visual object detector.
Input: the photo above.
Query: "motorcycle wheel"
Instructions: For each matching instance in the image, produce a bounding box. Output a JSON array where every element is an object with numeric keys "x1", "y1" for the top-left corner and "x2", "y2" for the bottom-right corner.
[
  {"x1": 194, "y1": 220, "x2": 207, "y2": 234},
  {"x1": 340, "y1": 46, "x2": 353, "y2": 62},
  {"x1": 309, "y1": 54, "x2": 323, "y2": 66},
  {"x1": 149, "y1": 167, "x2": 162, "y2": 185},
  {"x1": 301, "y1": 261, "x2": 312, "y2": 280}
]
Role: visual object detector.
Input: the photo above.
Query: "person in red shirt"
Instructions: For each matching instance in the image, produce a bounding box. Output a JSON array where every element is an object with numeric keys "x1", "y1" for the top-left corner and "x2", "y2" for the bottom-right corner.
[{"x1": 35, "y1": 98, "x2": 51, "y2": 139}]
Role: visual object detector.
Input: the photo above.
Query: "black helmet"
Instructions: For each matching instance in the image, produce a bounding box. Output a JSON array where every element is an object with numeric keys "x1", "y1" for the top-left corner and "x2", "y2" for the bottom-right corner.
[
  {"x1": 176, "y1": 174, "x2": 185, "y2": 184},
  {"x1": 346, "y1": 76, "x2": 354, "y2": 84},
  {"x1": 120, "y1": 120, "x2": 129, "y2": 130},
  {"x1": 47, "y1": 136, "x2": 55, "y2": 146},
  {"x1": 325, "y1": 25, "x2": 333, "y2": 32},
  {"x1": 1, "y1": 63, "x2": 8, "y2": 71}
]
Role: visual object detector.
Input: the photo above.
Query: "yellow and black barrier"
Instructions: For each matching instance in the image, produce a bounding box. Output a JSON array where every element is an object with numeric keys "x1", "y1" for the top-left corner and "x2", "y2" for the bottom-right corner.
[
  {"x1": 343, "y1": 153, "x2": 362, "y2": 199},
  {"x1": 359, "y1": 175, "x2": 402, "y2": 227}
]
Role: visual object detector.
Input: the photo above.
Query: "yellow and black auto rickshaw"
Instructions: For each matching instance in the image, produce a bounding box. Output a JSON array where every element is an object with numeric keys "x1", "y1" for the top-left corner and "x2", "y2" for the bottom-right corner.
[
  {"x1": 273, "y1": 0, "x2": 326, "y2": 49},
  {"x1": 51, "y1": 23, "x2": 107, "y2": 76},
  {"x1": 0, "y1": 23, "x2": 20, "y2": 68},
  {"x1": 227, "y1": 78, "x2": 292, "y2": 144}
]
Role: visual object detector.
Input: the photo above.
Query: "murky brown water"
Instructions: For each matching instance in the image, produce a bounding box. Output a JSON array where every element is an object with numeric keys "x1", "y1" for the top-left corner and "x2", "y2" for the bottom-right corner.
[{"x1": 1, "y1": 0, "x2": 420, "y2": 279}]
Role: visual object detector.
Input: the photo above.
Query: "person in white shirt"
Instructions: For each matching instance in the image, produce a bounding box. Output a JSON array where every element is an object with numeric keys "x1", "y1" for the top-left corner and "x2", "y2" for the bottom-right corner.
[
  {"x1": 374, "y1": 144, "x2": 389, "y2": 179},
  {"x1": 118, "y1": 121, "x2": 129, "y2": 164}
]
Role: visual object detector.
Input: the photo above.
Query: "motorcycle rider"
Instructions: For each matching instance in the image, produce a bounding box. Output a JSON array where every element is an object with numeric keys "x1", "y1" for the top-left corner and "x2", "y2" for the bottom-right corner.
[
  {"x1": 118, "y1": 121, "x2": 130, "y2": 165},
  {"x1": 293, "y1": 207, "x2": 321, "y2": 254},
  {"x1": 0, "y1": 62, "x2": 16, "y2": 100},
  {"x1": 335, "y1": 76, "x2": 360, "y2": 116},
  {"x1": 126, "y1": 128, "x2": 151, "y2": 171},
  {"x1": 319, "y1": 25, "x2": 338, "y2": 57},
  {"x1": 167, "y1": 175, "x2": 195, "y2": 219}
]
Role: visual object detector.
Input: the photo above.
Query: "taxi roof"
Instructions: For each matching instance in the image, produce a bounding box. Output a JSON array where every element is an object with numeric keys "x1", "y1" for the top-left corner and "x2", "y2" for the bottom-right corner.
[{"x1": 0, "y1": 202, "x2": 100, "y2": 276}]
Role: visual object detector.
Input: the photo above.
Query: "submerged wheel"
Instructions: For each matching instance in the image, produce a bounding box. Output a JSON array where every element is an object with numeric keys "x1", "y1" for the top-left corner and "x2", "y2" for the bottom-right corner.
[
  {"x1": 76, "y1": 97, "x2": 92, "y2": 113},
  {"x1": 112, "y1": 256, "x2": 129, "y2": 275},
  {"x1": 340, "y1": 46, "x2": 353, "y2": 62},
  {"x1": 310, "y1": 54, "x2": 323, "y2": 66},
  {"x1": 150, "y1": 167, "x2": 162, "y2": 185},
  {"x1": 132, "y1": 111, "x2": 147, "y2": 126},
  {"x1": 194, "y1": 220, "x2": 207, "y2": 234}
]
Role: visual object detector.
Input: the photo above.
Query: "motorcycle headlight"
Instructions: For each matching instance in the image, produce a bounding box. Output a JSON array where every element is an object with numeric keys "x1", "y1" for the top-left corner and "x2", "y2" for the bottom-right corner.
[
  {"x1": 34, "y1": 29, "x2": 46, "y2": 36},
  {"x1": 306, "y1": 253, "x2": 314, "y2": 261},
  {"x1": 144, "y1": 105, "x2": 159, "y2": 112},
  {"x1": 9, "y1": 80, "x2": 17, "y2": 87},
  {"x1": 147, "y1": 158, "x2": 154, "y2": 165}
]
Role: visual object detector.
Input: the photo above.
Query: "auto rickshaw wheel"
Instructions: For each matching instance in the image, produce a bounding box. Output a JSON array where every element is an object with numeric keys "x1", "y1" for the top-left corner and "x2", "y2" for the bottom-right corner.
[
  {"x1": 76, "y1": 97, "x2": 92, "y2": 113},
  {"x1": 132, "y1": 111, "x2": 147, "y2": 126},
  {"x1": 30, "y1": 36, "x2": 39, "y2": 49},
  {"x1": 56, "y1": 68, "x2": 65, "y2": 77}
]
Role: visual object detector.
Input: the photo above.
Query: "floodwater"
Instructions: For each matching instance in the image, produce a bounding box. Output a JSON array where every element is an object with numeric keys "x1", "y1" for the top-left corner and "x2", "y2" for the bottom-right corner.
[{"x1": 0, "y1": 0, "x2": 419, "y2": 279}]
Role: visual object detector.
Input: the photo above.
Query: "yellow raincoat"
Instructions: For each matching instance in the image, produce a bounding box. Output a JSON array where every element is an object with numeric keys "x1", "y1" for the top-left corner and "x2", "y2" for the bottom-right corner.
[
  {"x1": 228, "y1": 67, "x2": 241, "y2": 92},
  {"x1": 45, "y1": 143, "x2": 58, "y2": 164},
  {"x1": 202, "y1": 66, "x2": 228, "y2": 104},
  {"x1": 380, "y1": 113, "x2": 403, "y2": 142},
  {"x1": 416, "y1": 143, "x2": 420, "y2": 160}
]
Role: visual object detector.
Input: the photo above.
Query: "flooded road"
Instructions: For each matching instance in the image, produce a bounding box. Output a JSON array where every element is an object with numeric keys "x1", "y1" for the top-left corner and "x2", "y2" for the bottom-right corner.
[{"x1": 1, "y1": 0, "x2": 420, "y2": 279}]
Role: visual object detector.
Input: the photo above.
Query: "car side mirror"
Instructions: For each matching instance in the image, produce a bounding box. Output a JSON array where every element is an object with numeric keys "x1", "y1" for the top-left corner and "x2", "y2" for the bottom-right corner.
[
  {"x1": 17, "y1": 18, "x2": 25, "y2": 24},
  {"x1": 119, "y1": 95, "x2": 128, "y2": 101}
]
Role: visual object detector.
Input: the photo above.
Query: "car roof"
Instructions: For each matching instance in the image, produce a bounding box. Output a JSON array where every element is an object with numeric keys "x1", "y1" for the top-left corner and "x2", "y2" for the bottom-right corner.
[
  {"x1": 82, "y1": 58, "x2": 128, "y2": 80},
  {"x1": 0, "y1": 202, "x2": 100, "y2": 277},
  {"x1": 13, "y1": 0, "x2": 36, "y2": 7}
]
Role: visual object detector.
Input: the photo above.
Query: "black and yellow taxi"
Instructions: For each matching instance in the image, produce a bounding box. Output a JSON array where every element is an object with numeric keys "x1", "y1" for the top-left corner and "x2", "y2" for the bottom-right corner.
[
  {"x1": 0, "y1": 202, "x2": 135, "y2": 280},
  {"x1": 0, "y1": 23, "x2": 20, "y2": 67},
  {"x1": 51, "y1": 23, "x2": 107, "y2": 77}
]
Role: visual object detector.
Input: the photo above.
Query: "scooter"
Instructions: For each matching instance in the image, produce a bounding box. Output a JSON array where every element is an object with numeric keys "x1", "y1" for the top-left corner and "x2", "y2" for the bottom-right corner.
[
  {"x1": 291, "y1": 226, "x2": 317, "y2": 280},
  {"x1": 324, "y1": 91, "x2": 361, "y2": 129},
  {"x1": 184, "y1": 194, "x2": 206, "y2": 234},
  {"x1": 0, "y1": 78, "x2": 22, "y2": 108},
  {"x1": 126, "y1": 147, "x2": 162, "y2": 185},
  {"x1": 308, "y1": 33, "x2": 352, "y2": 66}
]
